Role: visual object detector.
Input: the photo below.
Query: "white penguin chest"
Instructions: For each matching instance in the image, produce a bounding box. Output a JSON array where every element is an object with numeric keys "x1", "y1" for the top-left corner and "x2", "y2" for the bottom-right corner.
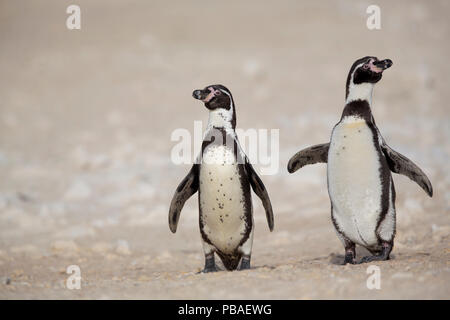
[
  {"x1": 327, "y1": 117, "x2": 382, "y2": 245},
  {"x1": 199, "y1": 145, "x2": 248, "y2": 252}
]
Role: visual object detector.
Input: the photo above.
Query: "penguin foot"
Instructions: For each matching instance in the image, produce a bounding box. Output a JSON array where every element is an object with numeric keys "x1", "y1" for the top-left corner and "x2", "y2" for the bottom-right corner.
[
  {"x1": 202, "y1": 253, "x2": 217, "y2": 273},
  {"x1": 343, "y1": 243, "x2": 356, "y2": 265},
  {"x1": 239, "y1": 256, "x2": 251, "y2": 270},
  {"x1": 343, "y1": 253, "x2": 357, "y2": 265},
  {"x1": 358, "y1": 242, "x2": 393, "y2": 264},
  {"x1": 202, "y1": 266, "x2": 218, "y2": 273}
]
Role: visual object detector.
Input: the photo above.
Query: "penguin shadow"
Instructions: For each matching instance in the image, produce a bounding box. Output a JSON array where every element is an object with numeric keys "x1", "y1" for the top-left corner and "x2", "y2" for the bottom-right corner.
[
  {"x1": 329, "y1": 253, "x2": 348, "y2": 265},
  {"x1": 248, "y1": 264, "x2": 277, "y2": 271},
  {"x1": 329, "y1": 248, "x2": 396, "y2": 265},
  {"x1": 195, "y1": 261, "x2": 276, "y2": 275},
  {"x1": 194, "y1": 261, "x2": 229, "y2": 275}
]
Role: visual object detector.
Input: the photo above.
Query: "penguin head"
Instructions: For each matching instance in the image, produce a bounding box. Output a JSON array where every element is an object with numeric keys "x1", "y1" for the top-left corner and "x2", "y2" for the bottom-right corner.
[
  {"x1": 346, "y1": 56, "x2": 393, "y2": 101},
  {"x1": 192, "y1": 84, "x2": 233, "y2": 111},
  {"x1": 192, "y1": 84, "x2": 237, "y2": 129}
]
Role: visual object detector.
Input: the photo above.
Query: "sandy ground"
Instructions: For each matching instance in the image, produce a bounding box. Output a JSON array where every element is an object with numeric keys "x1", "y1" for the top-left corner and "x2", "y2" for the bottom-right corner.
[{"x1": 0, "y1": 0, "x2": 449, "y2": 299}]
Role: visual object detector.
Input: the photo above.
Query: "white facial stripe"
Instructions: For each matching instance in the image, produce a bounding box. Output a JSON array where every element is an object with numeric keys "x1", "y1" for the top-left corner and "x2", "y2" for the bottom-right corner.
[
  {"x1": 350, "y1": 62, "x2": 366, "y2": 83},
  {"x1": 219, "y1": 89, "x2": 233, "y2": 109},
  {"x1": 346, "y1": 61, "x2": 374, "y2": 105},
  {"x1": 205, "y1": 88, "x2": 235, "y2": 131}
]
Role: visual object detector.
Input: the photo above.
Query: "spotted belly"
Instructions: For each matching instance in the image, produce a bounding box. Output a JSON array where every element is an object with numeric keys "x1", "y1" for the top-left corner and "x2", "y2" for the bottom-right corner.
[
  {"x1": 199, "y1": 145, "x2": 250, "y2": 254},
  {"x1": 327, "y1": 117, "x2": 383, "y2": 247}
]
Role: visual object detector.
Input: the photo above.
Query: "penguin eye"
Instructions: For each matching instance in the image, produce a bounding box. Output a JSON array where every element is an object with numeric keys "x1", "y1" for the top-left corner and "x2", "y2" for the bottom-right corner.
[
  {"x1": 215, "y1": 90, "x2": 222, "y2": 96},
  {"x1": 362, "y1": 64, "x2": 369, "y2": 70}
]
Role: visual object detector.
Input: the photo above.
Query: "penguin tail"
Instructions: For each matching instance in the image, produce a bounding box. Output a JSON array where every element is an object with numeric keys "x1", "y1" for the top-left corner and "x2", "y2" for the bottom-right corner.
[{"x1": 217, "y1": 251, "x2": 242, "y2": 271}]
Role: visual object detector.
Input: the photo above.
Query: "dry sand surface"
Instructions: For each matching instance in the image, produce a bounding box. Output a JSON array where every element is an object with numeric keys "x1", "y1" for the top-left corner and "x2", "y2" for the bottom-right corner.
[{"x1": 0, "y1": 0, "x2": 449, "y2": 299}]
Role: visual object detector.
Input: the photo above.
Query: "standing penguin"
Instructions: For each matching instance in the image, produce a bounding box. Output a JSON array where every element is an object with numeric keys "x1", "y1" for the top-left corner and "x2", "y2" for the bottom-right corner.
[
  {"x1": 169, "y1": 84, "x2": 274, "y2": 272},
  {"x1": 287, "y1": 57, "x2": 433, "y2": 264}
]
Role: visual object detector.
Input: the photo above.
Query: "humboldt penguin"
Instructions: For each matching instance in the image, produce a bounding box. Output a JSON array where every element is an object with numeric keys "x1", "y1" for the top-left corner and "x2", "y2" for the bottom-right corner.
[
  {"x1": 169, "y1": 84, "x2": 274, "y2": 272},
  {"x1": 288, "y1": 57, "x2": 433, "y2": 264}
]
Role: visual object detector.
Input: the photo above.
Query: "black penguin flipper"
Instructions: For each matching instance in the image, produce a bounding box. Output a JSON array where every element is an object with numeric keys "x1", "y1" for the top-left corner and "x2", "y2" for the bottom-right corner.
[
  {"x1": 287, "y1": 143, "x2": 329, "y2": 173},
  {"x1": 381, "y1": 144, "x2": 433, "y2": 197},
  {"x1": 245, "y1": 160, "x2": 274, "y2": 231},
  {"x1": 168, "y1": 164, "x2": 199, "y2": 233}
]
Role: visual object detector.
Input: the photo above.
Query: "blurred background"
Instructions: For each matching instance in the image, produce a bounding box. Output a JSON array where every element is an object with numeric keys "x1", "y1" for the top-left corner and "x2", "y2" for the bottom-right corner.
[{"x1": 0, "y1": 0, "x2": 448, "y2": 299}]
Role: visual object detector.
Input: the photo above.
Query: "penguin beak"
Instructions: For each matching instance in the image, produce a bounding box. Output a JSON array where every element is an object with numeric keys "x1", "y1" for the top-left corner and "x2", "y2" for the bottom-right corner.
[
  {"x1": 373, "y1": 59, "x2": 393, "y2": 71},
  {"x1": 193, "y1": 87, "x2": 216, "y2": 102},
  {"x1": 192, "y1": 89, "x2": 209, "y2": 101}
]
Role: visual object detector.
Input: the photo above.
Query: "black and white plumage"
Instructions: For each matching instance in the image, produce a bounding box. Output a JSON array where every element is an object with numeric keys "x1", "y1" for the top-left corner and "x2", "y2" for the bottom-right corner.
[
  {"x1": 169, "y1": 84, "x2": 274, "y2": 272},
  {"x1": 288, "y1": 57, "x2": 433, "y2": 264}
]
